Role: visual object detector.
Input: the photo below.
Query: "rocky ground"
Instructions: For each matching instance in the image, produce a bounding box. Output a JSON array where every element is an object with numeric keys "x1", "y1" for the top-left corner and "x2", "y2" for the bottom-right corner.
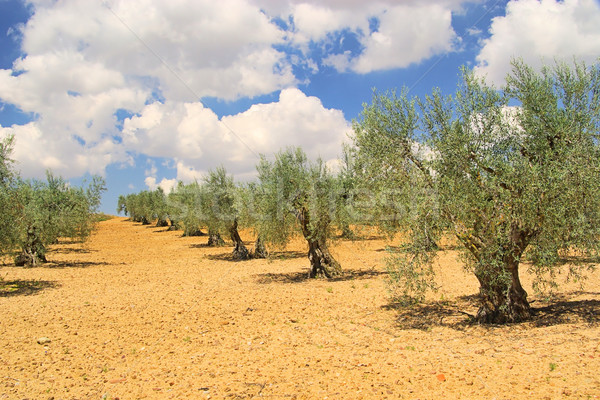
[{"x1": 1, "y1": 217, "x2": 599, "y2": 399}]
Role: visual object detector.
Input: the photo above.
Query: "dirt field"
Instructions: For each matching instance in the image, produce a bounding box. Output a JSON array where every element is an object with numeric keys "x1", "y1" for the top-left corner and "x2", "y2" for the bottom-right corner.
[{"x1": 1, "y1": 217, "x2": 599, "y2": 399}]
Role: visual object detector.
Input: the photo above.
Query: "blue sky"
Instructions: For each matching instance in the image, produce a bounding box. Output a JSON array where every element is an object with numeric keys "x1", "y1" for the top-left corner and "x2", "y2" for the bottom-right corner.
[{"x1": 1, "y1": 0, "x2": 600, "y2": 214}]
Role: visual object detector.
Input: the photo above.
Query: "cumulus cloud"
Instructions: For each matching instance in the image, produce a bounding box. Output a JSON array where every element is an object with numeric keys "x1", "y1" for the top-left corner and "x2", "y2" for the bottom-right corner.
[
  {"x1": 257, "y1": 0, "x2": 462, "y2": 73},
  {"x1": 352, "y1": 4, "x2": 457, "y2": 73},
  {"x1": 475, "y1": 0, "x2": 600, "y2": 85},
  {"x1": 0, "y1": 0, "x2": 470, "y2": 183},
  {"x1": 124, "y1": 88, "x2": 350, "y2": 189}
]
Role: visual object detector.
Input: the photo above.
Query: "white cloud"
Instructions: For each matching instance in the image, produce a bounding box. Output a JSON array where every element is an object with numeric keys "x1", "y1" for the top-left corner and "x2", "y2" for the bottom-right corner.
[
  {"x1": 475, "y1": 0, "x2": 600, "y2": 85},
  {"x1": 0, "y1": 0, "x2": 472, "y2": 182},
  {"x1": 144, "y1": 176, "x2": 178, "y2": 194},
  {"x1": 256, "y1": 0, "x2": 463, "y2": 73},
  {"x1": 352, "y1": 4, "x2": 457, "y2": 73},
  {"x1": 126, "y1": 88, "x2": 350, "y2": 183},
  {"x1": 0, "y1": 122, "x2": 127, "y2": 178}
]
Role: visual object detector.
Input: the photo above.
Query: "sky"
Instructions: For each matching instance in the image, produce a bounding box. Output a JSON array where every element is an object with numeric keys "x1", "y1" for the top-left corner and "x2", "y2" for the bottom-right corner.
[{"x1": 1, "y1": 0, "x2": 600, "y2": 214}]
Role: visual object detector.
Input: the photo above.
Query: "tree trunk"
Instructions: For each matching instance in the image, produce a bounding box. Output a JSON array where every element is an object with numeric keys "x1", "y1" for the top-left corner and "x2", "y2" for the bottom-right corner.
[
  {"x1": 183, "y1": 226, "x2": 204, "y2": 237},
  {"x1": 156, "y1": 218, "x2": 169, "y2": 227},
  {"x1": 474, "y1": 258, "x2": 531, "y2": 323},
  {"x1": 15, "y1": 228, "x2": 47, "y2": 267},
  {"x1": 167, "y1": 219, "x2": 180, "y2": 231},
  {"x1": 252, "y1": 236, "x2": 268, "y2": 259},
  {"x1": 308, "y1": 239, "x2": 342, "y2": 278},
  {"x1": 141, "y1": 216, "x2": 150, "y2": 225},
  {"x1": 293, "y1": 204, "x2": 342, "y2": 278},
  {"x1": 207, "y1": 230, "x2": 225, "y2": 246},
  {"x1": 229, "y1": 219, "x2": 250, "y2": 260}
]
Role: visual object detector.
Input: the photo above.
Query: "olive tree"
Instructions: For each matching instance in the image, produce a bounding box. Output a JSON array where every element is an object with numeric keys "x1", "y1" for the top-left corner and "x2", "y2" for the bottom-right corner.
[
  {"x1": 167, "y1": 181, "x2": 206, "y2": 237},
  {"x1": 0, "y1": 136, "x2": 20, "y2": 259},
  {"x1": 236, "y1": 182, "x2": 268, "y2": 258},
  {"x1": 201, "y1": 166, "x2": 250, "y2": 259},
  {"x1": 352, "y1": 59, "x2": 600, "y2": 323},
  {"x1": 13, "y1": 173, "x2": 106, "y2": 266},
  {"x1": 256, "y1": 147, "x2": 342, "y2": 278},
  {"x1": 0, "y1": 136, "x2": 105, "y2": 266}
]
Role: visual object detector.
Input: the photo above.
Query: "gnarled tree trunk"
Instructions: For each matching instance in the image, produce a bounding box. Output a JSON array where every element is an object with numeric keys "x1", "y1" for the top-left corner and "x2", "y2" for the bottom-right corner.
[
  {"x1": 207, "y1": 229, "x2": 225, "y2": 246},
  {"x1": 156, "y1": 218, "x2": 169, "y2": 227},
  {"x1": 167, "y1": 219, "x2": 180, "y2": 231},
  {"x1": 252, "y1": 236, "x2": 268, "y2": 259},
  {"x1": 307, "y1": 239, "x2": 342, "y2": 278},
  {"x1": 183, "y1": 226, "x2": 204, "y2": 237},
  {"x1": 15, "y1": 228, "x2": 47, "y2": 267},
  {"x1": 474, "y1": 253, "x2": 531, "y2": 324},
  {"x1": 294, "y1": 205, "x2": 342, "y2": 278},
  {"x1": 229, "y1": 219, "x2": 250, "y2": 260}
]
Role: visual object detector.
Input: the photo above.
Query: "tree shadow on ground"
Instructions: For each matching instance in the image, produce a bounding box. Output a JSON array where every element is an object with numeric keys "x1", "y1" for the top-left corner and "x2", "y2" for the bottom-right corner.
[
  {"x1": 50, "y1": 247, "x2": 95, "y2": 255},
  {"x1": 266, "y1": 251, "x2": 306, "y2": 260},
  {"x1": 255, "y1": 268, "x2": 386, "y2": 284},
  {"x1": 189, "y1": 243, "x2": 228, "y2": 249},
  {"x1": 532, "y1": 291, "x2": 600, "y2": 327},
  {"x1": 46, "y1": 260, "x2": 108, "y2": 269},
  {"x1": 201, "y1": 249, "x2": 307, "y2": 262},
  {"x1": 205, "y1": 252, "x2": 248, "y2": 262},
  {"x1": 0, "y1": 280, "x2": 59, "y2": 297},
  {"x1": 385, "y1": 292, "x2": 600, "y2": 331},
  {"x1": 56, "y1": 239, "x2": 86, "y2": 245}
]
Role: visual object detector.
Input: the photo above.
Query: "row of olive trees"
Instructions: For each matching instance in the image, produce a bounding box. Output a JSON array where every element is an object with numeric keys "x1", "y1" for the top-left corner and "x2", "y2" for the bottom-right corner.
[
  {"x1": 118, "y1": 148, "x2": 353, "y2": 276},
  {"x1": 119, "y1": 59, "x2": 600, "y2": 324},
  {"x1": 0, "y1": 136, "x2": 106, "y2": 266}
]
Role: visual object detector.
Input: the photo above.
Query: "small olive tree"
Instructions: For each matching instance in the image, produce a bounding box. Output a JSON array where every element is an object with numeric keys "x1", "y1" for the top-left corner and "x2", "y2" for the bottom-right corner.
[
  {"x1": 352, "y1": 59, "x2": 600, "y2": 323},
  {"x1": 201, "y1": 166, "x2": 250, "y2": 259},
  {"x1": 1, "y1": 136, "x2": 105, "y2": 266},
  {"x1": 13, "y1": 173, "x2": 106, "y2": 266},
  {"x1": 166, "y1": 181, "x2": 206, "y2": 237},
  {"x1": 256, "y1": 147, "x2": 342, "y2": 278}
]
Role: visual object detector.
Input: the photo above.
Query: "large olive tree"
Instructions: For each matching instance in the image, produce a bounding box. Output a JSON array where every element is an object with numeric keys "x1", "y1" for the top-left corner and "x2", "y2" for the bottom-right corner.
[{"x1": 352, "y1": 59, "x2": 600, "y2": 323}]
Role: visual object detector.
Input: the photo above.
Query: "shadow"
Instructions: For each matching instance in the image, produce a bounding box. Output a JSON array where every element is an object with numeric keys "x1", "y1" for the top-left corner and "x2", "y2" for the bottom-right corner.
[
  {"x1": 385, "y1": 291, "x2": 600, "y2": 330},
  {"x1": 375, "y1": 246, "x2": 403, "y2": 253},
  {"x1": 255, "y1": 268, "x2": 387, "y2": 285},
  {"x1": 50, "y1": 247, "x2": 95, "y2": 255},
  {"x1": 205, "y1": 252, "x2": 249, "y2": 262},
  {"x1": 268, "y1": 251, "x2": 306, "y2": 260},
  {"x1": 255, "y1": 271, "x2": 309, "y2": 284},
  {"x1": 189, "y1": 243, "x2": 228, "y2": 249},
  {"x1": 46, "y1": 260, "x2": 108, "y2": 269},
  {"x1": 386, "y1": 301, "x2": 477, "y2": 330},
  {"x1": 56, "y1": 239, "x2": 85, "y2": 245},
  {"x1": 329, "y1": 269, "x2": 387, "y2": 282},
  {"x1": 0, "y1": 280, "x2": 59, "y2": 297},
  {"x1": 558, "y1": 255, "x2": 600, "y2": 264},
  {"x1": 532, "y1": 298, "x2": 600, "y2": 326}
]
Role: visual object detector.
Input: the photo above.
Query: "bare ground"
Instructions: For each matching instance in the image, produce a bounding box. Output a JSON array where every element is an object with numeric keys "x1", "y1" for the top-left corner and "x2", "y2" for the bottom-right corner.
[{"x1": 1, "y1": 217, "x2": 599, "y2": 399}]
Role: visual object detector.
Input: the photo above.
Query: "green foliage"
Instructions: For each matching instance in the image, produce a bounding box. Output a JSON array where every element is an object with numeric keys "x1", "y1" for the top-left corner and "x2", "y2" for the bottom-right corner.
[
  {"x1": 255, "y1": 147, "x2": 339, "y2": 249},
  {"x1": 352, "y1": 59, "x2": 600, "y2": 320},
  {"x1": 0, "y1": 136, "x2": 106, "y2": 265},
  {"x1": 167, "y1": 181, "x2": 205, "y2": 235},
  {"x1": 200, "y1": 166, "x2": 237, "y2": 236},
  {"x1": 117, "y1": 188, "x2": 169, "y2": 226}
]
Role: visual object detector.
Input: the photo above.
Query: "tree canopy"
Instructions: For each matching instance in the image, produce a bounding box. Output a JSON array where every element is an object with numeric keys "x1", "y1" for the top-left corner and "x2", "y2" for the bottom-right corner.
[
  {"x1": 0, "y1": 136, "x2": 106, "y2": 266},
  {"x1": 255, "y1": 147, "x2": 343, "y2": 278}
]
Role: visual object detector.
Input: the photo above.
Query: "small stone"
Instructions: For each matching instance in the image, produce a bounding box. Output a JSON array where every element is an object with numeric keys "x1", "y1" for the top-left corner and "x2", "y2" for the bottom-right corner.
[{"x1": 37, "y1": 337, "x2": 51, "y2": 345}]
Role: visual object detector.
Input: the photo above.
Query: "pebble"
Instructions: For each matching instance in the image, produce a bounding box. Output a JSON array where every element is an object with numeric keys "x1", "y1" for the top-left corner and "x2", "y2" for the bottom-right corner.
[{"x1": 37, "y1": 337, "x2": 51, "y2": 345}]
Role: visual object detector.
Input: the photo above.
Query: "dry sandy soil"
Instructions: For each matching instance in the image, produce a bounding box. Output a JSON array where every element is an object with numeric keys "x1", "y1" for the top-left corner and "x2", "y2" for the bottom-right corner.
[{"x1": 1, "y1": 217, "x2": 599, "y2": 400}]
